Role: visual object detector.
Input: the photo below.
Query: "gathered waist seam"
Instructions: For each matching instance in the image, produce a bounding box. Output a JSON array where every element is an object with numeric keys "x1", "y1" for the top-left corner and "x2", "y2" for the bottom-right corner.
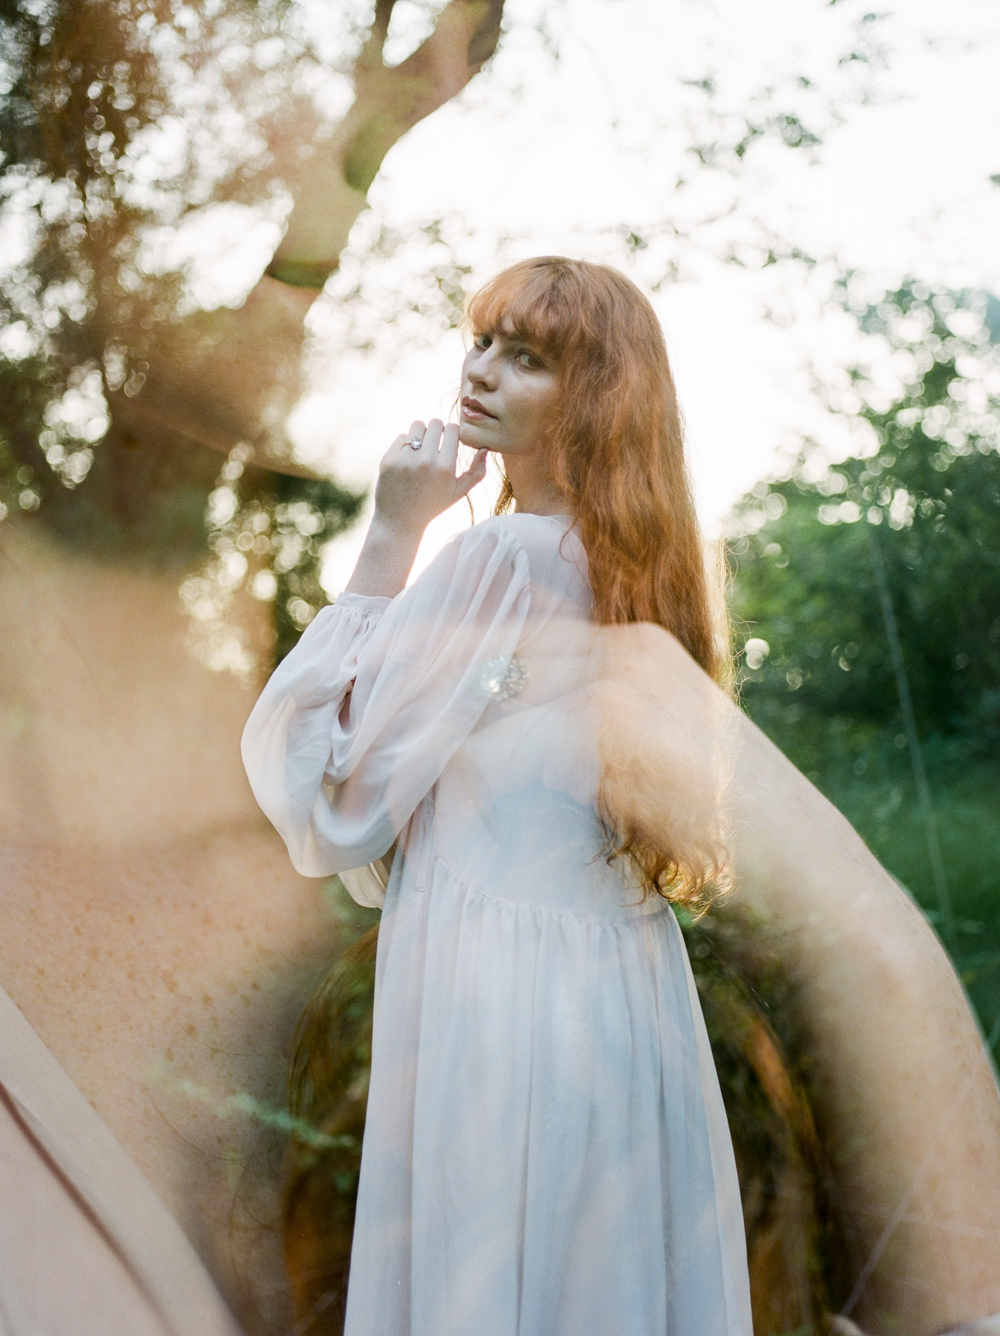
[{"x1": 404, "y1": 848, "x2": 673, "y2": 930}]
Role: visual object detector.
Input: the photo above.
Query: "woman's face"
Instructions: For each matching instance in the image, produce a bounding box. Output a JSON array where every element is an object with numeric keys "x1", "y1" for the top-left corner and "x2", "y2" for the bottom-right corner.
[{"x1": 458, "y1": 324, "x2": 561, "y2": 456}]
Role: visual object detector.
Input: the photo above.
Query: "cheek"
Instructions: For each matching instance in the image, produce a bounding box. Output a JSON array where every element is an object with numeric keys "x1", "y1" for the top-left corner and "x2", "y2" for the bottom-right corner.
[
  {"x1": 507, "y1": 387, "x2": 544, "y2": 438},
  {"x1": 529, "y1": 380, "x2": 561, "y2": 433}
]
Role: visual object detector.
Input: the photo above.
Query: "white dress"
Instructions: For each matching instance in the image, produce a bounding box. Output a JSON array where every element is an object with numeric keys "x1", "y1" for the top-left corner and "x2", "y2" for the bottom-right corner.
[{"x1": 242, "y1": 512, "x2": 753, "y2": 1336}]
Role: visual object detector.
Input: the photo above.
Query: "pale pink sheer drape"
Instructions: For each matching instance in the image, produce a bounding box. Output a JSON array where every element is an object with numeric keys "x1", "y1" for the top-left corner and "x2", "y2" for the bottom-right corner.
[{"x1": 0, "y1": 981, "x2": 245, "y2": 1336}]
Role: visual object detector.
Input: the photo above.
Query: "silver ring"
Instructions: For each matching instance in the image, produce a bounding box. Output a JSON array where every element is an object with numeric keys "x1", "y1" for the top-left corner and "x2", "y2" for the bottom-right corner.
[{"x1": 407, "y1": 435, "x2": 423, "y2": 450}]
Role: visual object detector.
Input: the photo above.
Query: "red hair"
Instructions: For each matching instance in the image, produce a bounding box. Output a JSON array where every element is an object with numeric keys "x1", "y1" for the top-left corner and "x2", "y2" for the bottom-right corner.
[
  {"x1": 466, "y1": 256, "x2": 719, "y2": 677},
  {"x1": 466, "y1": 257, "x2": 728, "y2": 907}
]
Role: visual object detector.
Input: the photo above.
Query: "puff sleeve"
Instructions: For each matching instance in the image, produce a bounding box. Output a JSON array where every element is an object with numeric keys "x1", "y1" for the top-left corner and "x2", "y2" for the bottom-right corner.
[{"x1": 241, "y1": 522, "x2": 531, "y2": 876}]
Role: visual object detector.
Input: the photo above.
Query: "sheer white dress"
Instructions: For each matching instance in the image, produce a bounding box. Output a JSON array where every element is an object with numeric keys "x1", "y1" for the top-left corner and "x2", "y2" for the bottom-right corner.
[{"x1": 242, "y1": 512, "x2": 753, "y2": 1336}]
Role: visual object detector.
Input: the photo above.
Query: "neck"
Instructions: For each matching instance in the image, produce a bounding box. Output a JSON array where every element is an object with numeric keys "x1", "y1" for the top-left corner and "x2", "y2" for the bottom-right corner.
[
  {"x1": 0, "y1": 518, "x2": 274, "y2": 850},
  {"x1": 500, "y1": 452, "x2": 570, "y2": 517}
]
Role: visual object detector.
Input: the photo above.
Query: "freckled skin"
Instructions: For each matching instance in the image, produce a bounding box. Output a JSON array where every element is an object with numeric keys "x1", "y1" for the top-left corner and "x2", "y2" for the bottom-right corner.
[
  {"x1": 0, "y1": 827, "x2": 343, "y2": 1333},
  {"x1": 0, "y1": 522, "x2": 350, "y2": 1334}
]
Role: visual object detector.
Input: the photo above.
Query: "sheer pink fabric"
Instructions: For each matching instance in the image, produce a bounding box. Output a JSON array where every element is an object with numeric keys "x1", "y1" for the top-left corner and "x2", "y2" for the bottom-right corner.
[{"x1": 0, "y1": 982, "x2": 244, "y2": 1336}]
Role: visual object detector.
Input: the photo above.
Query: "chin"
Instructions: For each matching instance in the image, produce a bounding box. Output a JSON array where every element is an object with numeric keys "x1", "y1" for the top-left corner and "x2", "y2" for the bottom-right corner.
[{"x1": 458, "y1": 424, "x2": 492, "y2": 448}]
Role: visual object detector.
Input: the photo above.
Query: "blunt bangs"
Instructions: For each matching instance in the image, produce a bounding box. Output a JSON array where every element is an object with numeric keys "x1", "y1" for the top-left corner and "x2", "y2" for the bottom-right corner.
[{"x1": 464, "y1": 257, "x2": 584, "y2": 362}]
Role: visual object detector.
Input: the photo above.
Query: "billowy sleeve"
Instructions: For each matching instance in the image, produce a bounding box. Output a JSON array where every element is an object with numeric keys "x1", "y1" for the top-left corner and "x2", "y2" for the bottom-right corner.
[{"x1": 241, "y1": 522, "x2": 531, "y2": 876}]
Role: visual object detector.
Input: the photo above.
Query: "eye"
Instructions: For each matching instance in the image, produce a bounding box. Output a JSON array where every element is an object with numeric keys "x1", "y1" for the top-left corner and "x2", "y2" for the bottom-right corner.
[
  {"x1": 474, "y1": 332, "x2": 493, "y2": 350},
  {"x1": 516, "y1": 349, "x2": 543, "y2": 369}
]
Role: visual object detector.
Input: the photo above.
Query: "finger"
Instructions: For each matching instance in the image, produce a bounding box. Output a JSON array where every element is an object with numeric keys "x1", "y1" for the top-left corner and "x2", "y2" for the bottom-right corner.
[
  {"x1": 402, "y1": 420, "x2": 426, "y2": 454},
  {"x1": 455, "y1": 448, "x2": 488, "y2": 497},
  {"x1": 423, "y1": 418, "x2": 444, "y2": 456},
  {"x1": 395, "y1": 420, "x2": 426, "y2": 466},
  {"x1": 382, "y1": 434, "x2": 408, "y2": 466},
  {"x1": 440, "y1": 421, "x2": 460, "y2": 471}
]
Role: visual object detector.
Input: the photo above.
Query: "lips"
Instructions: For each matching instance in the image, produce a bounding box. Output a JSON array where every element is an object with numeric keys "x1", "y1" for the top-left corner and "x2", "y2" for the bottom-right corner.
[{"x1": 461, "y1": 397, "x2": 496, "y2": 420}]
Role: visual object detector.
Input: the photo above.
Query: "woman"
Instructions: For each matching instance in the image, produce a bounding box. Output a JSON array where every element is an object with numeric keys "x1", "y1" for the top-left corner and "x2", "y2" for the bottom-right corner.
[{"x1": 242, "y1": 256, "x2": 752, "y2": 1334}]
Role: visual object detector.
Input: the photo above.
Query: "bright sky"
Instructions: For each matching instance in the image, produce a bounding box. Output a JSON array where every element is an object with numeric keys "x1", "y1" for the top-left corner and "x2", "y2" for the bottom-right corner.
[{"x1": 295, "y1": 0, "x2": 1000, "y2": 593}]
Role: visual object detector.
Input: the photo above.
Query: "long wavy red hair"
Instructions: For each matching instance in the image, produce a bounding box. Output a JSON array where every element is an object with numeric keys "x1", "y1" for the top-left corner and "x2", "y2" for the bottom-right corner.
[
  {"x1": 466, "y1": 256, "x2": 729, "y2": 908},
  {"x1": 466, "y1": 256, "x2": 720, "y2": 678}
]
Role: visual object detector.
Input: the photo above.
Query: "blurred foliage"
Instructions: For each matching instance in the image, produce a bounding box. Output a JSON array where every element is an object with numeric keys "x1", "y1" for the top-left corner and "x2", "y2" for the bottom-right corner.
[
  {"x1": 268, "y1": 476, "x2": 366, "y2": 661},
  {"x1": 0, "y1": 0, "x2": 268, "y2": 478},
  {"x1": 729, "y1": 280, "x2": 1000, "y2": 1037},
  {"x1": 683, "y1": 903, "x2": 847, "y2": 1328},
  {"x1": 168, "y1": 444, "x2": 364, "y2": 677},
  {"x1": 284, "y1": 884, "x2": 381, "y2": 1335},
  {"x1": 0, "y1": 0, "x2": 367, "y2": 655}
]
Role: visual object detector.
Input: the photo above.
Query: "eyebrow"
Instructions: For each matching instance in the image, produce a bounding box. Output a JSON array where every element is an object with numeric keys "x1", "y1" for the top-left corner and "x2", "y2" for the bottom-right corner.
[{"x1": 485, "y1": 326, "x2": 542, "y2": 347}]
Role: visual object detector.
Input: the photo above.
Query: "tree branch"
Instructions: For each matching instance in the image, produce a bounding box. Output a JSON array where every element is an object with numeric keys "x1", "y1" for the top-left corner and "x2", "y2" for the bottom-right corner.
[{"x1": 268, "y1": 0, "x2": 504, "y2": 288}]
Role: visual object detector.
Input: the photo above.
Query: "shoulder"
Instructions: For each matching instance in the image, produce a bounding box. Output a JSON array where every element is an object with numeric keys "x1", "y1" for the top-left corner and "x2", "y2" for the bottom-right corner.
[
  {"x1": 404, "y1": 515, "x2": 534, "y2": 604},
  {"x1": 466, "y1": 512, "x2": 579, "y2": 560},
  {"x1": 434, "y1": 513, "x2": 551, "y2": 570},
  {"x1": 477, "y1": 511, "x2": 570, "y2": 540},
  {"x1": 438, "y1": 514, "x2": 536, "y2": 568},
  {"x1": 462, "y1": 514, "x2": 590, "y2": 606}
]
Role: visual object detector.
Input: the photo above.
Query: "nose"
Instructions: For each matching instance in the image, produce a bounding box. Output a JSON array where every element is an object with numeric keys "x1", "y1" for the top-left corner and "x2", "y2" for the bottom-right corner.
[{"x1": 466, "y1": 344, "x2": 499, "y2": 390}]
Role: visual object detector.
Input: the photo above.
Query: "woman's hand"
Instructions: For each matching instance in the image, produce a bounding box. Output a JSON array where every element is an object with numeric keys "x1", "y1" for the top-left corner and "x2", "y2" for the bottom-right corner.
[
  {"x1": 345, "y1": 419, "x2": 488, "y2": 599},
  {"x1": 373, "y1": 420, "x2": 488, "y2": 535}
]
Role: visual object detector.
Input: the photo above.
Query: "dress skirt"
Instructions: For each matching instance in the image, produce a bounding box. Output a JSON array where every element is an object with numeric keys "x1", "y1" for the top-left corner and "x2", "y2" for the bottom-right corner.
[{"x1": 343, "y1": 851, "x2": 750, "y2": 1336}]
